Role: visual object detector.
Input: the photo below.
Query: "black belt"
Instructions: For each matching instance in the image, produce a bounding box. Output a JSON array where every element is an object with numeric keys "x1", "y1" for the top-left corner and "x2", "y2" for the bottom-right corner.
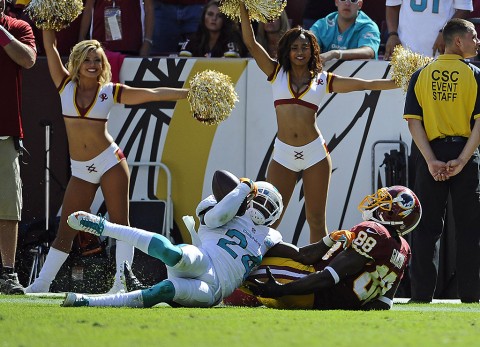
[{"x1": 431, "y1": 136, "x2": 468, "y2": 143}]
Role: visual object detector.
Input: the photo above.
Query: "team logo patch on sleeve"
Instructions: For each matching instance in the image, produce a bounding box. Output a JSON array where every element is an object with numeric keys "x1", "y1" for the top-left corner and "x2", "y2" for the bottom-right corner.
[{"x1": 99, "y1": 93, "x2": 108, "y2": 102}]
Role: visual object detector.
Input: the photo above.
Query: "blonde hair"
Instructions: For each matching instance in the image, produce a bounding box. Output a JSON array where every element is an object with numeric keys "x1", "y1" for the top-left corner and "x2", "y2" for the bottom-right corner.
[{"x1": 66, "y1": 40, "x2": 112, "y2": 86}]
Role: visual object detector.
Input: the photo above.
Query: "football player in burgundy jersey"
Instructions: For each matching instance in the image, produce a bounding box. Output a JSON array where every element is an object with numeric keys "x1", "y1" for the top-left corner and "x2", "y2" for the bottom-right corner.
[{"x1": 224, "y1": 185, "x2": 422, "y2": 310}]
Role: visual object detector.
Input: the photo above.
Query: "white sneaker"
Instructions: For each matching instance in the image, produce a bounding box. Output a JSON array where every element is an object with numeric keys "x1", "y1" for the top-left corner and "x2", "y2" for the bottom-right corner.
[
  {"x1": 25, "y1": 279, "x2": 50, "y2": 293},
  {"x1": 62, "y1": 293, "x2": 89, "y2": 307},
  {"x1": 67, "y1": 211, "x2": 106, "y2": 236}
]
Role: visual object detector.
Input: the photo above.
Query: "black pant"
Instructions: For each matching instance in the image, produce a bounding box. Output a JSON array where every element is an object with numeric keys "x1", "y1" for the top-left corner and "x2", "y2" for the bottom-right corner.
[{"x1": 410, "y1": 140, "x2": 480, "y2": 301}]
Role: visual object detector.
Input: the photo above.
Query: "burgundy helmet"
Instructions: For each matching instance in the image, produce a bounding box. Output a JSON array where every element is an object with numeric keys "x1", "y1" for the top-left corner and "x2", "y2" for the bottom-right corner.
[{"x1": 358, "y1": 185, "x2": 422, "y2": 236}]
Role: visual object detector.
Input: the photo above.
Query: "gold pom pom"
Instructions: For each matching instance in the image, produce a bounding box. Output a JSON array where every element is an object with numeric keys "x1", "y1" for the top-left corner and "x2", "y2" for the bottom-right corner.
[
  {"x1": 26, "y1": 0, "x2": 84, "y2": 31},
  {"x1": 390, "y1": 45, "x2": 433, "y2": 93},
  {"x1": 187, "y1": 70, "x2": 239, "y2": 126},
  {"x1": 220, "y1": 0, "x2": 287, "y2": 23}
]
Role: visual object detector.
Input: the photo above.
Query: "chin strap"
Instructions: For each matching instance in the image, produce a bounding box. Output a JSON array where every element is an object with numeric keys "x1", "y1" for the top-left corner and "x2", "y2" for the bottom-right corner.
[{"x1": 362, "y1": 206, "x2": 403, "y2": 226}]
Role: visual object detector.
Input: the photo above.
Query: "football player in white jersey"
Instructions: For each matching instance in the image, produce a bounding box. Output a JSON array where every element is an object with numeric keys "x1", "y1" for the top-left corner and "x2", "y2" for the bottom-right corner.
[{"x1": 62, "y1": 175, "x2": 286, "y2": 308}]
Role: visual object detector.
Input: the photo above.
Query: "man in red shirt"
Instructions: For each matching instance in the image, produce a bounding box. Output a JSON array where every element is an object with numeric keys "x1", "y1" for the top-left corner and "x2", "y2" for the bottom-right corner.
[{"x1": 0, "y1": 0, "x2": 36, "y2": 295}]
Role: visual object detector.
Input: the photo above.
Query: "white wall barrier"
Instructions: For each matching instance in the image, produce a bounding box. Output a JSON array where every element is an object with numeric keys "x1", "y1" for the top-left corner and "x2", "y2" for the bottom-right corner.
[{"x1": 92, "y1": 57, "x2": 410, "y2": 246}]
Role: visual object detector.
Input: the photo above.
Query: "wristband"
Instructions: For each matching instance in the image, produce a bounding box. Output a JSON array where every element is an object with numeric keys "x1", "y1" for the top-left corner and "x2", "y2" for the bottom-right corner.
[
  {"x1": 239, "y1": 177, "x2": 254, "y2": 189},
  {"x1": 338, "y1": 50, "x2": 343, "y2": 60},
  {"x1": 143, "y1": 38, "x2": 153, "y2": 45},
  {"x1": 324, "y1": 266, "x2": 340, "y2": 284},
  {"x1": 388, "y1": 31, "x2": 399, "y2": 38},
  {"x1": 322, "y1": 235, "x2": 335, "y2": 247},
  {"x1": 0, "y1": 25, "x2": 15, "y2": 47}
]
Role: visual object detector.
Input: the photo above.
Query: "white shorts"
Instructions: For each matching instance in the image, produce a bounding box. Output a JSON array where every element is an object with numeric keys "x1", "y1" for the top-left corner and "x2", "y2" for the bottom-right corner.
[
  {"x1": 70, "y1": 143, "x2": 126, "y2": 184},
  {"x1": 167, "y1": 244, "x2": 222, "y2": 307},
  {"x1": 272, "y1": 136, "x2": 329, "y2": 172}
]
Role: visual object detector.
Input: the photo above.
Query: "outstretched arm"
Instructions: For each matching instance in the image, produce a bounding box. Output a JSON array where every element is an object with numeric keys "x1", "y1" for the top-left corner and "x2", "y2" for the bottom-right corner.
[
  {"x1": 239, "y1": 2, "x2": 276, "y2": 76},
  {"x1": 265, "y1": 230, "x2": 355, "y2": 265},
  {"x1": 119, "y1": 85, "x2": 189, "y2": 105},
  {"x1": 330, "y1": 75, "x2": 397, "y2": 93},
  {"x1": 42, "y1": 30, "x2": 69, "y2": 88},
  {"x1": 253, "y1": 249, "x2": 368, "y2": 297},
  {"x1": 264, "y1": 241, "x2": 328, "y2": 265}
]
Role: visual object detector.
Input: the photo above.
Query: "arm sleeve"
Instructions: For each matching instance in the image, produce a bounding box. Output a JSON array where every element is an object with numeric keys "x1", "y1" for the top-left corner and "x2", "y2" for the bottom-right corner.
[
  {"x1": 114, "y1": 83, "x2": 124, "y2": 103},
  {"x1": 203, "y1": 183, "x2": 250, "y2": 228}
]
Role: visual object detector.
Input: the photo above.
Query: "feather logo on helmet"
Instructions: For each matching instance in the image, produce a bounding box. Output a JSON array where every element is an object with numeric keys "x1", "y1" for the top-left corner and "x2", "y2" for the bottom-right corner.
[
  {"x1": 397, "y1": 192, "x2": 415, "y2": 209},
  {"x1": 358, "y1": 186, "x2": 422, "y2": 236}
]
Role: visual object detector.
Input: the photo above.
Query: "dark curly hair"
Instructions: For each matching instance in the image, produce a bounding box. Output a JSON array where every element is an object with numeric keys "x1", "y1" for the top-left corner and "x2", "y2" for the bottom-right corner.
[{"x1": 277, "y1": 26, "x2": 322, "y2": 78}]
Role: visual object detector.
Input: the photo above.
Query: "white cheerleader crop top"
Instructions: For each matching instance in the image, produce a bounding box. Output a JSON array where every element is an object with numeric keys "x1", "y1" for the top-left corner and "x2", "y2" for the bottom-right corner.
[
  {"x1": 268, "y1": 64, "x2": 334, "y2": 112},
  {"x1": 58, "y1": 76, "x2": 124, "y2": 121}
]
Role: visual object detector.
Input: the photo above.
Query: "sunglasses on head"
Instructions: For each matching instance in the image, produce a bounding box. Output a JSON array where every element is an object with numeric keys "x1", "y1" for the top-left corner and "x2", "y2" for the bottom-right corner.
[{"x1": 338, "y1": 0, "x2": 360, "y2": 3}]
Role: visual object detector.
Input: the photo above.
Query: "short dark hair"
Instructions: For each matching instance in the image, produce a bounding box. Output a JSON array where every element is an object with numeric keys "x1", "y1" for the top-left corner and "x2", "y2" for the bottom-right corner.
[{"x1": 442, "y1": 18, "x2": 475, "y2": 45}]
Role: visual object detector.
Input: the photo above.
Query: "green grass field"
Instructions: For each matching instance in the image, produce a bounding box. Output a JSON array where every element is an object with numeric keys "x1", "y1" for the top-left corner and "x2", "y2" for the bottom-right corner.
[{"x1": 1, "y1": 295, "x2": 479, "y2": 347}]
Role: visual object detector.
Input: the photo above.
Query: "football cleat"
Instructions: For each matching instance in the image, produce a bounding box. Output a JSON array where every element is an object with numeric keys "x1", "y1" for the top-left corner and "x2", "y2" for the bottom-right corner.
[
  {"x1": 67, "y1": 211, "x2": 106, "y2": 236},
  {"x1": 122, "y1": 261, "x2": 149, "y2": 292},
  {"x1": 62, "y1": 293, "x2": 90, "y2": 307},
  {"x1": 0, "y1": 272, "x2": 25, "y2": 295}
]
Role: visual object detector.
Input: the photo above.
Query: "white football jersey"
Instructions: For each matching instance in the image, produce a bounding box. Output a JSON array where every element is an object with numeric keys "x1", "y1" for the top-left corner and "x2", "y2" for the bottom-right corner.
[
  {"x1": 197, "y1": 214, "x2": 282, "y2": 298},
  {"x1": 386, "y1": 0, "x2": 473, "y2": 57}
]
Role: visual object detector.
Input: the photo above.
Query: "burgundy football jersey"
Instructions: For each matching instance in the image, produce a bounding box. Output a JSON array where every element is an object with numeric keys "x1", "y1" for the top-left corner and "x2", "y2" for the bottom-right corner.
[{"x1": 312, "y1": 221, "x2": 410, "y2": 309}]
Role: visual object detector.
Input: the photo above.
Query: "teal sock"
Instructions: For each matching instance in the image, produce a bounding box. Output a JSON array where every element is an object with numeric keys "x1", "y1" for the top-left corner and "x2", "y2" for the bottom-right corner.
[
  {"x1": 141, "y1": 280, "x2": 175, "y2": 308},
  {"x1": 147, "y1": 235, "x2": 182, "y2": 266}
]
